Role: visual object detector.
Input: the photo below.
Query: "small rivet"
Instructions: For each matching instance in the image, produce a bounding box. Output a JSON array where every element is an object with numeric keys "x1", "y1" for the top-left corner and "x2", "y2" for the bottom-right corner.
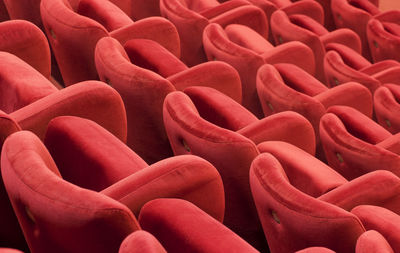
[
  {"x1": 213, "y1": 56, "x2": 217, "y2": 61},
  {"x1": 267, "y1": 102, "x2": 274, "y2": 112},
  {"x1": 333, "y1": 77, "x2": 340, "y2": 86},
  {"x1": 337, "y1": 14, "x2": 342, "y2": 21},
  {"x1": 50, "y1": 29, "x2": 57, "y2": 40},
  {"x1": 278, "y1": 36, "x2": 283, "y2": 44},
  {"x1": 385, "y1": 119, "x2": 392, "y2": 127},
  {"x1": 271, "y1": 210, "x2": 280, "y2": 224},
  {"x1": 105, "y1": 78, "x2": 111, "y2": 86},
  {"x1": 182, "y1": 139, "x2": 190, "y2": 152},
  {"x1": 25, "y1": 206, "x2": 36, "y2": 224},
  {"x1": 336, "y1": 152, "x2": 344, "y2": 163},
  {"x1": 373, "y1": 41, "x2": 379, "y2": 48}
]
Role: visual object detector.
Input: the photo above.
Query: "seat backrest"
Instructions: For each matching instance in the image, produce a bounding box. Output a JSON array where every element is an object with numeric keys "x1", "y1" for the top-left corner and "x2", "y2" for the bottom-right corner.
[
  {"x1": 1, "y1": 131, "x2": 140, "y2": 253},
  {"x1": 95, "y1": 37, "x2": 176, "y2": 163},
  {"x1": 163, "y1": 91, "x2": 266, "y2": 250},
  {"x1": 374, "y1": 84, "x2": 400, "y2": 134},
  {"x1": 250, "y1": 153, "x2": 365, "y2": 253}
]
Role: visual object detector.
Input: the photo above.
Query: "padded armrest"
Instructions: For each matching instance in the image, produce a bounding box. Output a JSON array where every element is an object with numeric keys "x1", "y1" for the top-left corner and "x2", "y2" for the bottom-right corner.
[
  {"x1": 168, "y1": 61, "x2": 242, "y2": 103},
  {"x1": 225, "y1": 24, "x2": 274, "y2": 55},
  {"x1": 281, "y1": 0, "x2": 324, "y2": 25},
  {"x1": 372, "y1": 66, "x2": 400, "y2": 85},
  {"x1": 321, "y1": 29, "x2": 362, "y2": 54},
  {"x1": 200, "y1": 0, "x2": 249, "y2": 19},
  {"x1": 0, "y1": 110, "x2": 21, "y2": 150},
  {"x1": 356, "y1": 230, "x2": 394, "y2": 253},
  {"x1": 325, "y1": 43, "x2": 371, "y2": 70},
  {"x1": 319, "y1": 170, "x2": 400, "y2": 214},
  {"x1": 351, "y1": 205, "x2": 400, "y2": 253},
  {"x1": 360, "y1": 60, "x2": 399, "y2": 75},
  {"x1": 374, "y1": 10, "x2": 400, "y2": 23},
  {"x1": 314, "y1": 82, "x2": 373, "y2": 118},
  {"x1": 101, "y1": 155, "x2": 225, "y2": 221},
  {"x1": 184, "y1": 86, "x2": 256, "y2": 131},
  {"x1": 10, "y1": 81, "x2": 127, "y2": 142},
  {"x1": 119, "y1": 231, "x2": 167, "y2": 253},
  {"x1": 210, "y1": 5, "x2": 268, "y2": 38},
  {"x1": 377, "y1": 133, "x2": 400, "y2": 155},
  {"x1": 239, "y1": 111, "x2": 316, "y2": 155},
  {"x1": 110, "y1": 17, "x2": 180, "y2": 58}
]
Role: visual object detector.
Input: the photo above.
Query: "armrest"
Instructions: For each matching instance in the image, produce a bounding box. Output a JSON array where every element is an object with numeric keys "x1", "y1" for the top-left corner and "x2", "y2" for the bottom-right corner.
[
  {"x1": 10, "y1": 81, "x2": 127, "y2": 142},
  {"x1": 321, "y1": 29, "x2": 362, "y2": 54},
  {"x1": 101, "y1": 155, "x2": 225, "y2": 222},
  {"x1": 262, "y1": 41, "x2": 315, "y2": 76},
  {"x1": 119, "y1": 231, "x2": 167, "y2": 253},
  {"x1": 44, "y1": 116, "x2": 147, "y2": 192},
  {"x1": 225, "y1": 24, "x2": 274, "y2": 55},
  {"x1": 372, "y1": 66, "x2": 400, "y2": 85},
  {"x1": 210, "y1": 5, "x2": 268, "y2": 38},
  {"x1": 184, "y1": 86, "x2": 256, "y2": 131},
  {"x1": 374, "y1": 10, "x2": 400, "y2": 23},
  {"x1": 356, "y1": 230, "x2": 394, "y2": 253},
  {"x1": 138, "y1": 198, "x2": 258, "y2": 253},
  {"x1": 168, "y1": 61, "x2": 242, "y2": 103},
  {"x1": 0, "y1": 110, "x2": 21, "y2": 150},
  {"x1": 319, "y1": 170, "x2": 400, "y2": 214},
  {"x1": 325, "y1": 42, "x2": 371, "y2": 70},
  {"x1": 239, "y1": 111, "x2": 316, "y2": 155},
  {"x1": 314, "y1": 82, "x2": 373, "y2": 118},
  {"x1": 351, "y1": 205, "x2": 400, "y2": 252},
  {"x1": 374, "y1": 85, "x2": 400, "y2": 134},
  {"x1": 377, "y1": 133, "x2": 400, "y2": 155},
  {"x1": 360, "y1": 60, "x2": 399, "y2": 75},
  {"x1": 200, "y1": 0, "x2": 249, "y2": 19},
  {"x1": 110, "y1": 17, "x2": 180, "y2": 58},
  {"x1": 281, "y1": 0, "x2": 324, "y2": 25}
]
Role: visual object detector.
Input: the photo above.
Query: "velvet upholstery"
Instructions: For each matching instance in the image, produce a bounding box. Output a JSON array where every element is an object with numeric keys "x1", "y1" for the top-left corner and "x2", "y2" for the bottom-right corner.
[
  {"x1": 0, "y1": 249, "x2": 24, "y2": 253},
  {"x1": 331, "y1": 0, "x2": 380, "y2": 60},
  {"x1": 95, "y1": 36, "x2": 242, "y2": 163},
  {"x1": 367, "y1": 10, "x2": 400, "y2": 62},
  {"x1": 202, "y1": 23, "x2": 315, "y2": 117},
  {"x1": 139, "y1": 198, "x2": 258, "y2": 253},
  {"x1": 0, "y1": 20, "x2": 51, "y2": 79},
  {"x1": 352, "y1": 206, "x2": 400, "y2": 252},
  {"x1": 40, "y1": 0, "x2": 180, "y2": 85},
  {"x1": 119, "y1": 231, "x2": 167, "y2": 253},
  {"x1": 296, "y1": 248, "x2": 336, "y2": 253},
  {"x1": 324, "y1": 43, "x2": 400, "y2": 93},
  {"x1": 250, "y1": 152, "x2": 365, "y2": 253},
  {"x1": 270, "y1": 10, "x2": 361, "y2": 83},
  {"x1": 1, "y1": 131, "x2": 141, "y2": 253},
  {"x1": 0, "y1": 81, "x2": 127, "y2": 250},
  {"x1": 320, "y1": 105, "x2": 400, "y2": 180},
  {"x1": 356, "y1": 230, "x2": 394, "y2": 253},
  {"x1": 163, "y1": 88, "x2": 315, "y2": 251},
  {"x1": 256, "y1": 63, "x2": 372, "y2": 158},
  {"x1": 160, "y1": 0, "x2": 268, "y2": 66},
  {"x1": 374, "y1": 84, "x2": 400, "y2": 134},
  {"x1": 44, "y1": 116, "x2": 225, "y2": 221},
  {"x1": 3, "y1": 0, "x2": 42, "y2": 27}
]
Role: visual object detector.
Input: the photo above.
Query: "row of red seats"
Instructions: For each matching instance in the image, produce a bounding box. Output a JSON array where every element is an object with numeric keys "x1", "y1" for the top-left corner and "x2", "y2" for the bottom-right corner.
[{"x1": 0, "y1": 0, "x2": 399, "y2": 252}]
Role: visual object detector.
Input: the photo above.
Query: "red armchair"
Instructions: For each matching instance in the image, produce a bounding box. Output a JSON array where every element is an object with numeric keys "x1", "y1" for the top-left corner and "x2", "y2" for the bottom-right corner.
[
  {"x1": 374, "y1": 84, "x2": 400, "y2": 134},
  {"x1": 202, "y1": 23, "x2": 315, "y2": 117},
  {"x1": 256, "y1": 63, "x2": 372, "y2": 158},
  {"x1": 160, "y1": 0, "x2": 268, "y2": 66},
  {"x1": 252, "y1": 141, "x2": 400, "y2": 252},
  {"x1": 139, "y1": 198, "x2": 258, "y2": 253},
  {"x1": 163, "y1": 87, "x2": 315, "y2": 251},
  {"x1": 352, "y1": 206, "x2": 400, "y2": 252},
  {"x1": 270, "y1": 10, "x2": 361, "y2": 83},
  {"x1": 356, "y1": 230, "x2": 394, "y2": 253},
  {"x1": 95, "y1": 36, "x2": 241, "y2": 163},
  {"x1": 119, "y1": 231, "x2": 167, "y2": 253},
  {"x1": 44, "y1": 116, "x2": 225, "y2": 221},
  {"x1": 331, "y1": 0, "x2": 380, "y2": 60},
  {"x1": 324, "y1": 43, "x2": 400, "y2": 93},
  {"x1": 1, "y1": 131, "x2": 141, "y2": 253},
  {"x1": 320, "y1": 105, "x2": 400, "y2": 180},
  {"x1": 40, "y1": 0, "x2": 180, "y2": 85},
  {"x1": 367, "y1": 10, "x2": 400, "y2": 62}
]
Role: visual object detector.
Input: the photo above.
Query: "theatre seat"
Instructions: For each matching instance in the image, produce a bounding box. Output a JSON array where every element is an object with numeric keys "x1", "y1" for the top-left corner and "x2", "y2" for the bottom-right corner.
[
  {"x1": 40, "y1": 0, "x2": 180, "y2": 85},
  {"x1": 119, "y1": 231, "x2": 167, "y2": 253},
  {"x1": 374, "y1": 84, "x2": 400, "y2": 134}
]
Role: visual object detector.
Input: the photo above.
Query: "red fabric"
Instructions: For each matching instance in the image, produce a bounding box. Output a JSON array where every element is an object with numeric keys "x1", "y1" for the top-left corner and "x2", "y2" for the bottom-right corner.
[
  {"x1": 1, "y1": 131, "x2": 140, "y2": 253},
  {"x1": 374, "y1": 84, "x2": 400, "y2": 134},
  {"x1": 296, "y1": 247, "x2": 336, "y2": 253},
  {"x1": 356, "y1": 230, "x2": 394, "y2": 253},
  {"x1": 139, "y1": 198, "x2": 258, "y2": 253},
  {"x1": 270, "y1": 10, "x2": 361, "y2": 83},
  {"x1": 40, "y1": 0, "x2": 180, "y2": 85},
  {"x1": 163, "y1": 89, "x2": 315, "y2": 251},
  {"x1": 320, "y1": 105, "x2": 400, "y2": 180},
  {"x1": 202, "y1": 23, "x2": 315, "y2": 117},
  {"x1": 250, "y1": 153, "x2": 365, "y2": 252},
  {"x1": 44, "y1": 116, "x2": 225, "y2": 221},
  {"x1": 3, "y1": 0, "x2": 42, "y2": 27},
  {"x1": 119, "y1": 231, "x2": 167, "y2": 253},
  {"x1": 331, "y1": 0, "x2": 380, "y2": 60},
  {"x1": 352, "y1": 206, "x2": 400, "y2": 252},
  {"x1": 160, "y1": 0, "x2": 267, "y2": 66}
]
